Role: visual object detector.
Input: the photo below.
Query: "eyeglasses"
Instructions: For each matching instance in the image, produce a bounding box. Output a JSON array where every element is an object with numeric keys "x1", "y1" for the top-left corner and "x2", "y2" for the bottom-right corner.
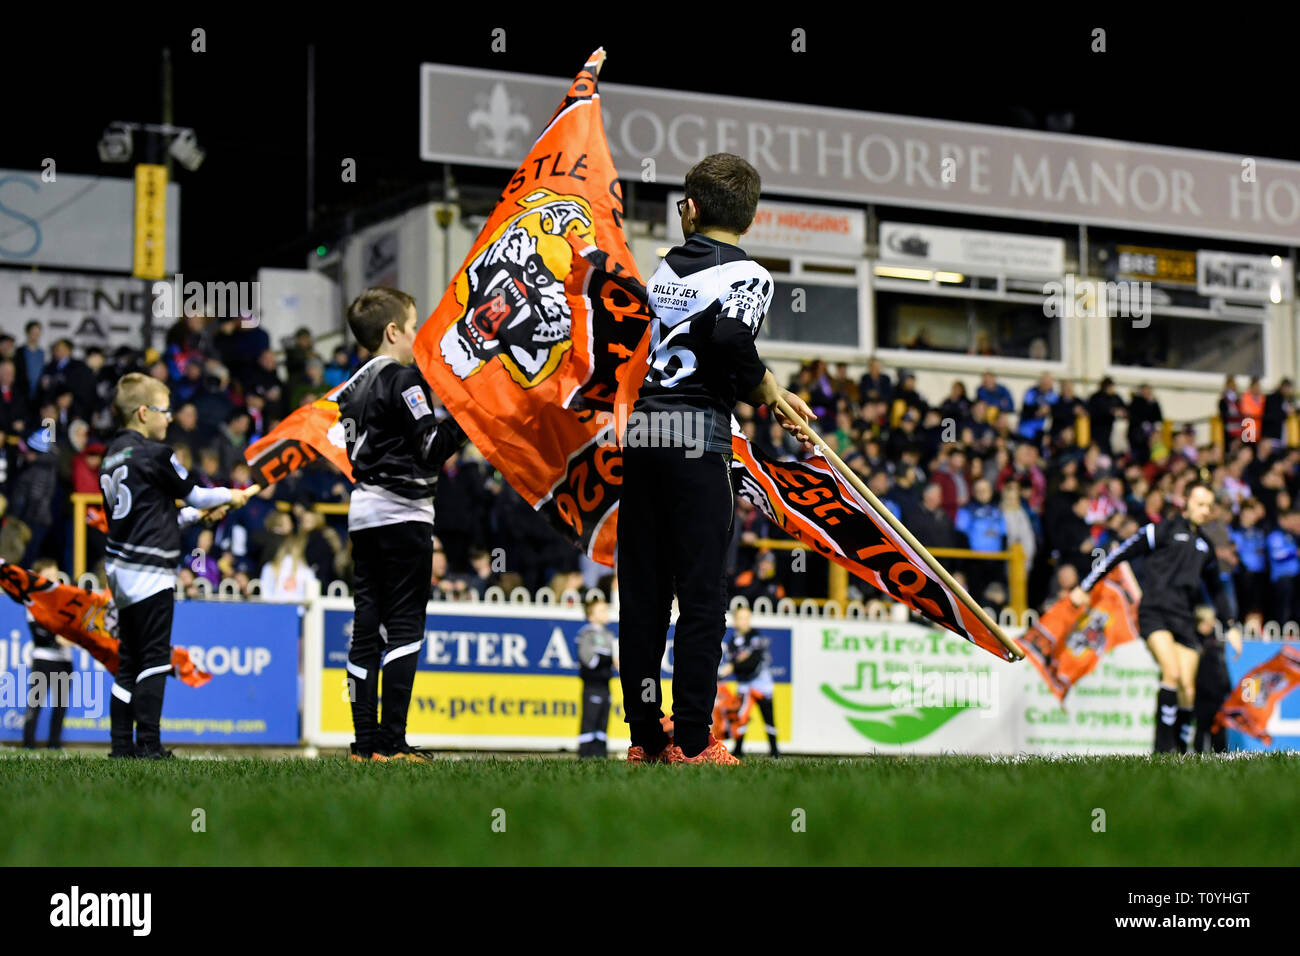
[
  {"x1": 676, "y1": 198, "x2": 690, "y2": 216},
  {"x1": 144, "y1": 404, "x2": 172, "y2": 419}
]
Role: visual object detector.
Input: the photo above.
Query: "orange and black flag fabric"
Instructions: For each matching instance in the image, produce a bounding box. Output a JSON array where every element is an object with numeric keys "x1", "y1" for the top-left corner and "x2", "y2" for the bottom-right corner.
[
  {"x1": 729, "y1": 421, "x2": 1016, "y2": 661},
  {"x1": 244, "y1": 380, "x2": 354, "y2": 487},
  {"x1": 1213, "y1": 645, "x2": 1300, "y2": 745},
  {"x1": 412, "y1": 49, "x2": 651, "y2": 566},
  {"x1": 0, "y1": 560, "x2": 211, "y2": 687},
  {"x1": 1016, "y1": 563, "x2": 1141, "y2": 703}
]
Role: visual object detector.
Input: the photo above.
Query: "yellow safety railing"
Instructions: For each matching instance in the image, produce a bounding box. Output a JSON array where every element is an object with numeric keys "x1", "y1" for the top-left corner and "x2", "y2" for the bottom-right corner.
[{"x1": 748, "y1": 538, "x2": 1027, "y2": 615}]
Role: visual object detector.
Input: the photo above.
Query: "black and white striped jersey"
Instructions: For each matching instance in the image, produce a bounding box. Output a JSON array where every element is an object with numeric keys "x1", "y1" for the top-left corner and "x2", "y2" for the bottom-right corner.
[
  {"x1": 99, "y1": 429, "x2": 198, "y2": 607},
  {"x1": 336, "y1": 355, "x2": 468, "y2": 532},
  {"x1": 631, "y1": 234, "x2": 772, "y2": 454}
]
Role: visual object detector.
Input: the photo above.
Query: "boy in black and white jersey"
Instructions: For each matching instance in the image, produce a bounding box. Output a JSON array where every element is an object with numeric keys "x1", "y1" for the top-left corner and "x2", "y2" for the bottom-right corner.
[
  {"x1": 99, "y1": 373, "x2": 255, "y2": 758},
  {"x1": 619, "y1": 154, "x2": 813, "y2": 765},
  {"x1": 339, "y1": 288, "x2": 467, "y2": 762}
]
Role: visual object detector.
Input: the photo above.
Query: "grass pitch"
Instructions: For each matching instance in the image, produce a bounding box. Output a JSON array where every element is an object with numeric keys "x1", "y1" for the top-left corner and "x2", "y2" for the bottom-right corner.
[{"x1": 2, "y1": 750, "x2": 1296, "y2": 866}]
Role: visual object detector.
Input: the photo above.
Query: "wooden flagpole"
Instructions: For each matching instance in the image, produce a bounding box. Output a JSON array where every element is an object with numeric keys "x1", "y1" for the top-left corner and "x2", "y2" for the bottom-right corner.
[{"x1": 775, "y1": 397, "x2": 1023, "y2": 660}]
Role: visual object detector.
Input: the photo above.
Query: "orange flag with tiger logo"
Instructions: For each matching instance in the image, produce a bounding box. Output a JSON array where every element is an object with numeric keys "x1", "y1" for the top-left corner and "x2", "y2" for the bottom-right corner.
[
  {"x1": 1213, "y1": 646, "x2": 1300, "y2": 744},
  {"x1": 0, "y1": 561, "x2": 210, "y2": 687},
  {"x1": 1015, "y1": 563, "x2": 1141, "y2": 704},
  {"x1": 413, "y1": 49, "x2": 651, "y2": 566},
  {"x1": 245, "y1": 380, "x2": 354, "y2": 487}
]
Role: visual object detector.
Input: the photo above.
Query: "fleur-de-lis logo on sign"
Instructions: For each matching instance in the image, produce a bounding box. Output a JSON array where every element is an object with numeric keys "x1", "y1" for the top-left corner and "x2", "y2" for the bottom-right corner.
[{"x1": 469, "y1": 82, "x2": 530, "y2": 159}]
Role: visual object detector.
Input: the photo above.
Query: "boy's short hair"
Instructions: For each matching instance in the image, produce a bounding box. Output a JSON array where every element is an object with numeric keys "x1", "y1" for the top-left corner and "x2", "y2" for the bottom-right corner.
[
  {"x1": 683, "y1": 153, "x2": 761, "y2": 234},
  {"x1": 32, "y1": 557, "x2": 59, "y2": 577},
  {"x1": 112, "y1": 372, "x2": 166, "y2": 423},
  {"x1": 346, "y1": 288, "x2": 415, "y2": 351}
]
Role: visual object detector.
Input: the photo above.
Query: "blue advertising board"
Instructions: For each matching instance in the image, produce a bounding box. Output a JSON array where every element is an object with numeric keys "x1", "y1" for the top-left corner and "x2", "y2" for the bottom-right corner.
[{"x1": 0, "y1": 600, "x2": 302, "y2": 745}]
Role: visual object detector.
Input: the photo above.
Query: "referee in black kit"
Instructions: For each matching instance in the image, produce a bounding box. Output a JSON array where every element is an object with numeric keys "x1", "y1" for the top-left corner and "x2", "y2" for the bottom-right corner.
[
  {"x1": 618, "y1": 154, "x2": 813, "y2": 765},
  {"x1": 1072, "y1": 482, "x2": 1242, "y2": 753}
]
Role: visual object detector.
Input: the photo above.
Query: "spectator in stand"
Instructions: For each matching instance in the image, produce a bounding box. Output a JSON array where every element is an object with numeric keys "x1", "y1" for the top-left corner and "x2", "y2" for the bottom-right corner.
[
  {"x1": 1263, "y1": 378, "x2": 1293, "y2": 443},
  {"x1": 939, "y1": 380, "x2": 972, "y2": 427},
  {"x1": 10, "y1": 428, "x2": 58, "y2": 566},
  {"x1": 1127, "y1": 383, "x2": 1163, "y2": 464},
  {"x1": 1087, "y1": 377, "x2": 1127, "y2": 458},
  {"x1": 891, "y1": 372, "x2": 927, "y2": 425},
  {"x1": 1000, "y1": 478, "x2": 1036, "y2": 573},
  {"x1": 37, "y1": 339, "x2": 96, "y2": 420},
  {"x1": 830, "y1": 362, "x2": 858, "y2": 406},
  {"x1": 289, "y1": 357, "x2": 328, "y2": 410},
  {"x1": 1266, "y1": 509, "x2": 1300, "y2": 626},
  {"x1": 858, "y1": 356, "x2": 892, "y2": 408},
  {"x1": 15, "y1": 321, "x2": 44, "y2": 401},
  {"x1": 904, "y1": 483, "x2": 962, "y2": 550},
  {"x1": 283, "y1": 327, "x2": 320, "y2": 384},
  {"x1": 1017, "y1": 372, "x2": 1056, "y2": 443},
  {"x1": 997, "y1": 440, "x2": 1047, "y2": 514},
  {"x1": 247, "y1": 349, "x2": 287, "y2": 421},
  {"x1": 0, "y1": 358, "x2": 30, "y2": 436},
  {"x1": 324, "y1": 346, "x2": 357, "y2": 389},
  {"x1": 929, "y1": 445, "x2": 970, "y2": 520},
  {"x1": 1230, "y1": 498, "x2": 1269, "y2": 629},
  {"x1": 165, "y1": 310, "x2": 210, "y2": 380},
  {"x1": 212, "y1": 314, "x2": 270, "y2": 385},
  {"x1": 213, "y1": 408, "x2": 253, "y2": 476},
  {"x1": 260, "y1": 528, "x2": 318, "y2": 602},
  {"x1": 1219, "y1": 375, "x2": 1244, "y2": 445},
  {"x1": 1240, "y1": 377, "x2": 1266, "y2": 442},
  {"x1": 955, "y1": 478, "x2": 1007, "y2": 598},
  {"x1": 976, "y1": 371, "x2": 1014, "y2": 417},
  {"x1": 1051, "y1": 380, "x2": 1086, "y2": 441},
  {"x1": 166, "y1": 402, "x2": 203, "y2": 452},
  {"x1": 194, "y1": 360, "x2": 235, "y2": 441},
  {"x1": 731, "y1": 549, "x2": 784, "y2": 605}
]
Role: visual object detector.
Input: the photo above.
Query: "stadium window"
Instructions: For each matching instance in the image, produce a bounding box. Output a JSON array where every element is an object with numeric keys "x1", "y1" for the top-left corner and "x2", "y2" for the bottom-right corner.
[
  {"x1": 1109, "y1": 313, "x2": 1264, "y2": 377},
  {"x1": 874, "y1": 290, "x2": 1061, "y2": 360},
  {"x1": 758, "y1": 279, "x2": 861, "y2": 348}
]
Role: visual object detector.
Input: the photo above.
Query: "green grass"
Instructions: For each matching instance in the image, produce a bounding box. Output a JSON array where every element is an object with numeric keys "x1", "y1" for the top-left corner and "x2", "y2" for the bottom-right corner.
[{"x1": 1, "y1": 750, "x2": 1296, "y2": 866}]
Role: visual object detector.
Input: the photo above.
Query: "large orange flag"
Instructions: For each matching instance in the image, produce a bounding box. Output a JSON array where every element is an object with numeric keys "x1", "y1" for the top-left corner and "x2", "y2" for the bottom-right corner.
[
  {"x1": 0, "y1": 561, "x2": 210, "y2": 687},
  {"x1": 244, "y1": 381, "x2": 354, "y2": 487},
  {"x1": 1015, "y1": 563, "x2": 1141, "y2": 703},
  {"x1": 730, "y1": 422, "x2": 1016, "y2": 661},
  {"x1": 1213, "y1": 646, "x2": 1300, "y2": 744},
  {"x1": 413, "y1": 49, "x2": 652, "y2": 566}
]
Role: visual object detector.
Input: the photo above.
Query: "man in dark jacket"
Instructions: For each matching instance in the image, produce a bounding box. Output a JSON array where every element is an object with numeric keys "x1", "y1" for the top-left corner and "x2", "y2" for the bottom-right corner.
[
  {"x1": 1127, "y1": 383, "x2": 1163, "y2": 464},
  {"x1": 1087, "y1": 377, "x2": 1127, "y2": 457},
  {"x1": 1263, "y1": 378, "x2": 1293, "y2": 443}
]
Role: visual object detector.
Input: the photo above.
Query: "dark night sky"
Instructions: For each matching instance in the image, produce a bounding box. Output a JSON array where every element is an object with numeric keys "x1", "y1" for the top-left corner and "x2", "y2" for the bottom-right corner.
[{"x1": 5, "y1": 11, "x2": 1298, "y2": 281}]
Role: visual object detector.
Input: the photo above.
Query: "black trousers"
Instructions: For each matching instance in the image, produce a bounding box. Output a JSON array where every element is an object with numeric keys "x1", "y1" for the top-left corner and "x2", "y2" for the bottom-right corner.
[
  {"x1": 111, "y1": 587, "x2": 175, "y2": 754},
  {"x1": 617, "y1": 444, "x2": 732, "y2": 742},
  {"x1": 23, "y1": 657, "x2": 72, "y2": 748},
  {"x1": 349, "y1": 521, "x2": 433, "y2": 753},
  {"x1": 1194, "y1": 641, "x2": 1231, "y2": 753},
  {"x1": 577, "y1": 680, "x2": 611, "y2": 757}
]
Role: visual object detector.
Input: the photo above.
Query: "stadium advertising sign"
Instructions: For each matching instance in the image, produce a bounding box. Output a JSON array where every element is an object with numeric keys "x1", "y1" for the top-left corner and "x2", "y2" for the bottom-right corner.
[
  {"x1": 1112, "y1": 244, "x2": 1198, "y2": 285},
  {"x1": 0, "y1": 601, "x2": 301, "y2": 745},
  {"x1": 878, "y1": 222, "x2": 1065, "y2": 277},
  {"x1": 1197, "y1": 250, "x2": 1293, "y2": 303},
  {"x1": 421, "y1": 65, "x2": 1300, "y2": 245},
  {"x1": 309, "y1": 600, "x2": 793, "y2": 750},
  {"x1": 0, "y1": 169, "x2": 181, "y2": 273},
  {"x1": 667, "y1": 191, "x2": 864, "y2": 257},
  {"x1": 790, "y1": 620, "x2": 1158, "y2": 755},
  {"x1": 0, "y1": 269, "x2": 150, "y2": 351}
]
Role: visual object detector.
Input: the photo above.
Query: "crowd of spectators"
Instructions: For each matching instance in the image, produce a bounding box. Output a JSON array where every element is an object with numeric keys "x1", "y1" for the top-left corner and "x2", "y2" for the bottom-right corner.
[
  {"x1": 2, "y1": 314, "x2": 1298, "y2": 625},
  {"x1": 728, "y1": 358, "x2": 1300, "y2": 628}
]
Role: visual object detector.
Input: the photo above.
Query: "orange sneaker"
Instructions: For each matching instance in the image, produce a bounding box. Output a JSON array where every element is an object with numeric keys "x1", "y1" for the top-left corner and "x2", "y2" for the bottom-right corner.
[
  {"x1": 349, "y1": 745, "x2": 390, "y2": 763},
  {"x1": 627, "y1": 738, "x2": 678, "y2": 764},
  {"x1": 675, "y1": 735, "x2": 741, "y2": 765}
]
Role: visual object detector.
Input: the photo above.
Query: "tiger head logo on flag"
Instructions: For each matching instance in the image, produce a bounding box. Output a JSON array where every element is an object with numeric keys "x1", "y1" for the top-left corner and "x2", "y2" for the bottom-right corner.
[{"x1": 439, "y1": 188, "x2": 595, "y2": 387}]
